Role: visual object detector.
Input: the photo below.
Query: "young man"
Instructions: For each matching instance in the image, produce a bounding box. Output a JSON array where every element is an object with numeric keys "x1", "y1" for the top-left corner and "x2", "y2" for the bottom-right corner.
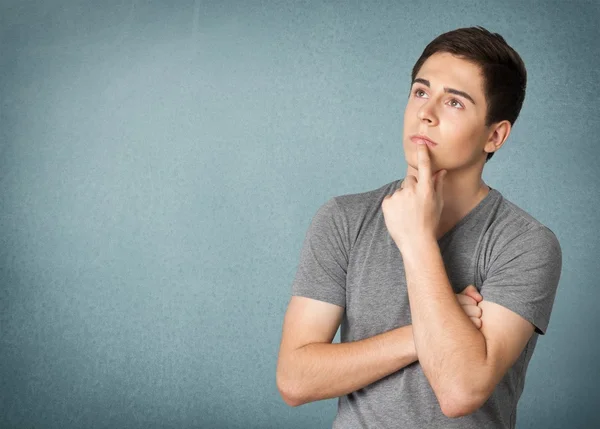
[{"x1": 276, "y1": 26, "x2": 562, "y2": 428}]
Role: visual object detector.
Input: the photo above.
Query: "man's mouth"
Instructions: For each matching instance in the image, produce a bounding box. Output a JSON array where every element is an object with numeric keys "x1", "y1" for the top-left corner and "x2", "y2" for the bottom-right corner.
[{"x1": 410, "y1": 135, "x2": 438, "y2": 149}]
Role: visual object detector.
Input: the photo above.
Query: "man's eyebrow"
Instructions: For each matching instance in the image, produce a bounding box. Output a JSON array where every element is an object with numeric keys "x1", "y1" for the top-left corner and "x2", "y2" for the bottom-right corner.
[{"x1": 412, "y1": 78, "x2": 476, "y2": 105}]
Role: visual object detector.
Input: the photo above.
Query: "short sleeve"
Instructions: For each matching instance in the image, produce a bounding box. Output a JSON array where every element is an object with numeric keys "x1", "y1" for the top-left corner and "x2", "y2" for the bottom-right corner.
[
  {"x1": 480, "y1": 226, "x2": 562, "y2": 335},
  {"x1": 290, "y1": 197, "x2": 350, "y2": 308}
]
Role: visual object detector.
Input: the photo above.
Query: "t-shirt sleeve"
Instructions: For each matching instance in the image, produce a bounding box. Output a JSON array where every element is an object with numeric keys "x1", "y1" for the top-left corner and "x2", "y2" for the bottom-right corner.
[
  {"x1": 290, "y1": 197, "x2": 350, "y2": 308},
  {"x1": 479, "y1": 226, "x2": 562, "y2": 335}
]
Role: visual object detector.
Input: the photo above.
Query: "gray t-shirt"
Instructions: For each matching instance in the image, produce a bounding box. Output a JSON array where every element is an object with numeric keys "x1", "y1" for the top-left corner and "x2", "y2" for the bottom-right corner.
[{"x1": 290, "y1": 179, "x2": 562, "y2": 429}]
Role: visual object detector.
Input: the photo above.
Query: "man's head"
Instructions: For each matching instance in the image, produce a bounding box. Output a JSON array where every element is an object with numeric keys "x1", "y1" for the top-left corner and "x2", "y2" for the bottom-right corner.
[{"x1": 403, "y1": 26, "x2": 526, "y2": 175}]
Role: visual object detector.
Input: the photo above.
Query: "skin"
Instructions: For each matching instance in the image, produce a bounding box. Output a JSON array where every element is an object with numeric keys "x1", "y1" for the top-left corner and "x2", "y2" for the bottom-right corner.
[
  {"x1": 277, "y1": 52, "x2": 534, "y2": 417},
  {"x1": 382, "y1": 53, "x2": 536, "y2": 417},
  {"x1": 401, "y1": 52, "x2": 511, "y2": 240},
  {"x1": 276, "y1": 286, "x2": 483, "y2": 407}
]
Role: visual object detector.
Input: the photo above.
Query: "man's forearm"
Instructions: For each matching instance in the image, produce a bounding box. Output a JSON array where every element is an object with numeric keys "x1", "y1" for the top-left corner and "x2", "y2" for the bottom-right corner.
[
  {"x1": 281, "y1": 325, "x2": 417, "y2": 406},
  {"x1": 400, "y1": 238, "x2": 487, "y2": 408}
]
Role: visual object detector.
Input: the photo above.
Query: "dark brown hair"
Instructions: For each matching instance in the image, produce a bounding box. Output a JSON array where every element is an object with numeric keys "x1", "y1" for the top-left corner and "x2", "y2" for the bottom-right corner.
[{"x1": 411, "y1": 26, "x2": 527, "y2": 162}]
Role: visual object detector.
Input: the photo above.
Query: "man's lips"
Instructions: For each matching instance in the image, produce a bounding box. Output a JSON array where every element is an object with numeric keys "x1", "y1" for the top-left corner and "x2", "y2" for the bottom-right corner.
[{"x1": 410, "y1": 135, "x2": 438, "y2": 149}]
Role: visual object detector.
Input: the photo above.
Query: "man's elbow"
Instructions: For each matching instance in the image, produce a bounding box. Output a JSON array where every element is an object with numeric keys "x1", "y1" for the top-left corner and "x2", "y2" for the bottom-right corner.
[
  {"x1": 277, "y1": 383, "x2": 304, "y2": 407},
  {"x1": 440, "y1": 399, "x2": 478, "y2": 418},
  {"x1": 439, "y1": 386, "x2": 489, "y2": 418},
  {"x1": 276, "y1": 368, "x2": 308, "y2": 407},
  {"x1": 278, "y1": 389, "x2": 303, "y2": 407}
]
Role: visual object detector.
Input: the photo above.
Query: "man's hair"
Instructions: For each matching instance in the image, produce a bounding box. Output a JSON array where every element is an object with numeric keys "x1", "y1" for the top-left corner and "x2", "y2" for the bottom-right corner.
[{"x1": 411, "y1": 26, "x2": 527, "y2": 162}]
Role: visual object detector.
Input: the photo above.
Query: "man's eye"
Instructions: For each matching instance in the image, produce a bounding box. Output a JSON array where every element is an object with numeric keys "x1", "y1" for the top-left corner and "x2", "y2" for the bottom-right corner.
[
  {"x1": 449, "y1": 99, "x2": 464, "y2": 109},
  {"x1": 413, "y1": 89, "x2": 463, "y2": 109}
]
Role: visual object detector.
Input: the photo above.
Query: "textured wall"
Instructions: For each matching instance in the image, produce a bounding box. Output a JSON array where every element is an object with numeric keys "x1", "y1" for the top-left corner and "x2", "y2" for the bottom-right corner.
[{"x1": 1, "y1": 0, "x2": 598, "y2": 428}]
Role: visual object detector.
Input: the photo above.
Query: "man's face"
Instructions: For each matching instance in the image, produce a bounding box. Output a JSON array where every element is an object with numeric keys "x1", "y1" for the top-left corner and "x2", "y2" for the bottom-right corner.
[{"x1": 403, "y1": 52, "x2": 491, "y2": 174}]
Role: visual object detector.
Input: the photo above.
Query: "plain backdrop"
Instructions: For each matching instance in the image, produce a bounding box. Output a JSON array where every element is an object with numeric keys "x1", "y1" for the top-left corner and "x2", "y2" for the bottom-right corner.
[{"x1": 1, "y1": 1, "x2": 599, "y2": 428}]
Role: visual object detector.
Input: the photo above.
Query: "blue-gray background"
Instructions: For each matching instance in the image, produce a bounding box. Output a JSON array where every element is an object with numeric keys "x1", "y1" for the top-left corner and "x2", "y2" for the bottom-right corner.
[{"x1": 1, "y1": 0, "x2": 598, "y2": 428}]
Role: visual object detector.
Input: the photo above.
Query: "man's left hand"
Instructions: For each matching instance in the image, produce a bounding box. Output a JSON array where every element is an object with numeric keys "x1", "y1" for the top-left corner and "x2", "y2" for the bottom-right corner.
[{"x1": 382, "y1": 143, "x2": 447, "y2": 252}]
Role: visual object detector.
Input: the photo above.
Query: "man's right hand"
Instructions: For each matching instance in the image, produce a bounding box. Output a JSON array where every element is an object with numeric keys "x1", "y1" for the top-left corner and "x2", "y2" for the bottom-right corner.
[{"x1": 457, "y1": 285, "x2": 483, "y2": 329}]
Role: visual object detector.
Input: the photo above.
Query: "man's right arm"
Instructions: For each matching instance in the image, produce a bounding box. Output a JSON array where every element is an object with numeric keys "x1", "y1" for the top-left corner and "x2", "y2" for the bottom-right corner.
[
  {"x1": 275, "y1": 296, "x2": 417, "y2": 407},
  {"x1": 275, "y1": 287, "x2": 483, "y2": 407}
]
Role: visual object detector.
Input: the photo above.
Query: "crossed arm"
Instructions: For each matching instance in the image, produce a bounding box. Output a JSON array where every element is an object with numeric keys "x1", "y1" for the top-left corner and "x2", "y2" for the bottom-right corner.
[
  {"x1": 276, "y1": 239, "x2": 535, "y2": 417},
  {"x1": 276, "y1": 299, "x2": 418, "y2": 407},
  {"x1": 401, "y1": 238, "x2": 534, "y2": 417}
]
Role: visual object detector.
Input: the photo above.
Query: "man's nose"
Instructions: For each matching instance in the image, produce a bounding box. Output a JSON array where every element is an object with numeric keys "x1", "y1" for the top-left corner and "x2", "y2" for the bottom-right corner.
[{"x1": 417, "y1": 102, "x2": 438, "y2": 125}]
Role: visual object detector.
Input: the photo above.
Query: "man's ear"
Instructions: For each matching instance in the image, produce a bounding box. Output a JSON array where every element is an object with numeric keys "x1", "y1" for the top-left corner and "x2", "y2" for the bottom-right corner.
[{"x1": 484, "y1": 120, "x2": 511, "y2": 156}]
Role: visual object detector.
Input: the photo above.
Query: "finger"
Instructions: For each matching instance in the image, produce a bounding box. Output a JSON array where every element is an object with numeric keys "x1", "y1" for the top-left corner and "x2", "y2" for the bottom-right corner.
[
  {"x1": 417, "y1": 143, "x2": 432, "y2": 185},
  {"x1": 457, "y1": 295, "x2": 476, "y2": 306},
  {"x1": 469, "y1": 317, "x2": 481, "y2": 326},
  {"x1": 462, "y1": 285, "x2": 483, "y2": 302},
  {"x1": 462, "y1": 305, "x2": 483, "y2": 318},
  {"x1": 401, "y1": 175, "x2": 417, "y2": 189},
  {"x1": 469, "y1": 317, "x2": 482, "y2": 329},
  {"x1": 458, "y1": 286, "x2": 481, "y2": 301}
]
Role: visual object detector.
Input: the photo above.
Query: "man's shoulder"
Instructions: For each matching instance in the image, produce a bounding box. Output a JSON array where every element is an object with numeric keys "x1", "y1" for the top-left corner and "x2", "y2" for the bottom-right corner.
[
  {"x1": 310, "y1": 179, "x2": 402, "y2": 251},
  {"x1": 485, "y1": 189, "x2": 560, "y2": 250},
  {"x1": 331, "y1": 179, "x2": 401, "y2": 216}
]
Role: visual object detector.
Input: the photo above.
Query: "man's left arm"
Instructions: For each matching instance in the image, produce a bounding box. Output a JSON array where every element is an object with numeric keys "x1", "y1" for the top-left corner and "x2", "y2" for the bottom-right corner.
[{"x1": 401, "y1": 238, "x2": 535, "y2": 418}]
